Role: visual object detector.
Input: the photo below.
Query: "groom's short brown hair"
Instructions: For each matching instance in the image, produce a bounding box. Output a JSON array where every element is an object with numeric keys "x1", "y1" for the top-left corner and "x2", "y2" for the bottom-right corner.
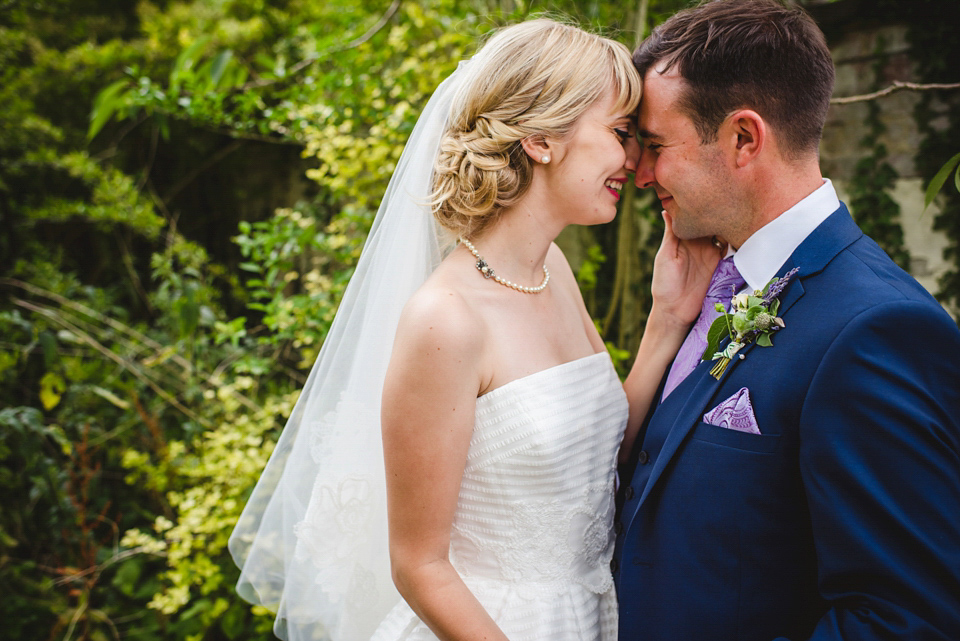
[{"x1": 633, "y1": 0, "x2": 834, "y2": 160}]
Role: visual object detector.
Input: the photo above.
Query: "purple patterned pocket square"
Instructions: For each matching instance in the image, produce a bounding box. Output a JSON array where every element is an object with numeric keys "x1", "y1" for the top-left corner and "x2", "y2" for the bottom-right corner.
[{"x1": 703, "y1": 387, "x2": 761, "y2": 435}]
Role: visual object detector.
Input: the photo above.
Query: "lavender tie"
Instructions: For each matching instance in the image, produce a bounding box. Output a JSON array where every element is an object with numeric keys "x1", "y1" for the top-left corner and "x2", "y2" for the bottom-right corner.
[{"x1": 661, "y1": 256, "x2": 745, "y2": 401}]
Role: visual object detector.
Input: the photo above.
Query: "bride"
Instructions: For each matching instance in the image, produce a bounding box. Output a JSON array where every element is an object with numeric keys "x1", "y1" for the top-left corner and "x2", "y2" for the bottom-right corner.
[{"x1": 229, "y1": 18, "x2": 719, "y2": 641}]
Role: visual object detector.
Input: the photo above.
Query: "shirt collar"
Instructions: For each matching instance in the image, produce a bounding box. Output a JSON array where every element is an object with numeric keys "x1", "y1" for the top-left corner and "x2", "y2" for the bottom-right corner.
[{"x1": 733, "y1": 179, "x2": 840, "y2": 292}]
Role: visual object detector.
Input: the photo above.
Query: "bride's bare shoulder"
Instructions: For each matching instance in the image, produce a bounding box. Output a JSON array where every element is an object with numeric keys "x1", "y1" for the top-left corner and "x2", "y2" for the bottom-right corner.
[{"x1": 393, "y1": 272, "x2": 485, "y2": 360}]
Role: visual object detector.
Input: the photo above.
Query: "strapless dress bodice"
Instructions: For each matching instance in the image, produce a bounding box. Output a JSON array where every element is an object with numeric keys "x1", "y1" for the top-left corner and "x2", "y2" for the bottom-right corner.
[{"x1": 373, "y1": 351, "x2": 628, "y2": 641}]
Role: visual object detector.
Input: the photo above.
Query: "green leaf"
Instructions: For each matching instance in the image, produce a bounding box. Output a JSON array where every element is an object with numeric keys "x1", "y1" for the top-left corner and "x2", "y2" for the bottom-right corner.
[
  {"x1": 175, "y1": 286, "x2": 200, "y2": 338},
  {"x1": 38, "y1": 331, "x2": 59, "y2": 369},
  {"x1": 702, "y1": 315, "x2": 731, "y2": 361},
  {"x1": 254, "y1": 53, "x2": 277, "y2": 74},
  {"x1": 219, "y1": 601, "x2": 247, "y2": 639},
  {"x1": 923, "y1": 151, "x2": 960, "y2": 213},
  {"x1": 111, "y1": 556, "x2": 142, "y2": 597},
  {"x1": 39, "y1": 371, "x2": 65, "y2": 411},
  {"x1": 170, "y1": 36, "x2": 212, "y2": 94},
  {"x1": 209, "y1": 50, "x2": 234, "y2": 88},
  {"x1": 757, "y1": 333, "x2": 773, "y2": 347},
  {"x1": 769, "y1": 299, "x2": 780, "y2": 316},
  {"x1": 158, "y1": 114, "x2": 170, "y2": 141},
  {"x1": 87, "y1": 78, "x2": 130, "y2": 140}
]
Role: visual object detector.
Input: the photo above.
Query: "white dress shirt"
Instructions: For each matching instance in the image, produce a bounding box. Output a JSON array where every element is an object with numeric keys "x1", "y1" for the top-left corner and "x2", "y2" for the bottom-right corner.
[{"x1": 733, "y1": 179, "x2": 841, "y2": 292}]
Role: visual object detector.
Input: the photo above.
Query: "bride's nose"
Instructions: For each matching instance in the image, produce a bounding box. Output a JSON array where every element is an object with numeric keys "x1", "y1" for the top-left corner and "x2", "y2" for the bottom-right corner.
[{"x1": 623, "y1": 135, "x2": 641, "y2": 174}]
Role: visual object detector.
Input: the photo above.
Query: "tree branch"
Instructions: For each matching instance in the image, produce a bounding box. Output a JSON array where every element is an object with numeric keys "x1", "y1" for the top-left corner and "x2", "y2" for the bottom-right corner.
[
  {"x1": 342, "y1": 0, "x2": 403, "y2": 50},
  {"x1": 240, "y1": 0, "x2": 403, "y2": 91},
  {"x1": 831, "y1": 80, "x2": 960, "y2": 105}
]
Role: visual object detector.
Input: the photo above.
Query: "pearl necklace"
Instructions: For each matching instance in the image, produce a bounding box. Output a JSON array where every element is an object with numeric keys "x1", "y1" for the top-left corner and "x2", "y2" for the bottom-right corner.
[{"x1": 459, "y1": 237, "x2": 550, "y2": 294}]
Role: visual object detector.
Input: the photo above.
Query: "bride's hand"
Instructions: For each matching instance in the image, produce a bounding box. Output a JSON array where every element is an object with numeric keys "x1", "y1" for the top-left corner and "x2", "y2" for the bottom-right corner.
[{"x1": 650, "y1": 210, "x2": 724, "y2": 329}]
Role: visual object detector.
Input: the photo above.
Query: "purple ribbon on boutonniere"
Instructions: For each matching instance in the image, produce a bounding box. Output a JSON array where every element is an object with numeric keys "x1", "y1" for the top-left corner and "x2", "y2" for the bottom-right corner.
[{"x1": 701, "y1": 268, "x2": 799, "y2": 379}]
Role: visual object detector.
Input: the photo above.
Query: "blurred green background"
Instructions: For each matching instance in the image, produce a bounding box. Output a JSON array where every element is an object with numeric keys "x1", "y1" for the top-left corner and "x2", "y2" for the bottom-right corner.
[{"x1": 1, "y1": 0, "x2": 957, "y2": 639}]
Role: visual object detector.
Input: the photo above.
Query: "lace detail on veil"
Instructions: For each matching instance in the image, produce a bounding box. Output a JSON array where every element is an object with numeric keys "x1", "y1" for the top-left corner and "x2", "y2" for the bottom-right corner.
[
  {"x1": 306, "y1": 393, "x2": 378, "y2": 465},
  {"x1": 294, "y1": 478, "x2": 378, "y2": 600},
  {"x1": 292, "y1": 391, "x2": 387, "y2": 625}
]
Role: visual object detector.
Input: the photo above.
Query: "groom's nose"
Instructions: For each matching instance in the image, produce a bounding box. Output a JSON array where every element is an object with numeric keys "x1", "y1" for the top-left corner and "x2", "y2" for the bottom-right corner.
[{"x1": 634, "y1": 148, "x2": 656, "y2": 190}]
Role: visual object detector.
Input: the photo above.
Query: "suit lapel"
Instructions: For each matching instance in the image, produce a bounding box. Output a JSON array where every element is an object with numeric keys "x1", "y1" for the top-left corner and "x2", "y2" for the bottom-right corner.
[{"x1": 635, "y1": 204, "x2": 862, "y2": 507}]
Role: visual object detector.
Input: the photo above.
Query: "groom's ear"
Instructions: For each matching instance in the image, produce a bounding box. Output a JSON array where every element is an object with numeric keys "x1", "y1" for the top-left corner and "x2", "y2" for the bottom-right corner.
[{"x1": 725, "y1": 110, "x2": 765, "y2": 168}]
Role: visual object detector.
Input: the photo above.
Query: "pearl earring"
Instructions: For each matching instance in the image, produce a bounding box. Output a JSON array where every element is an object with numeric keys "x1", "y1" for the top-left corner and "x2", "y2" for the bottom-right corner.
[{"x1": 541, "y1": 155, "x2": 550, "y2": 164}]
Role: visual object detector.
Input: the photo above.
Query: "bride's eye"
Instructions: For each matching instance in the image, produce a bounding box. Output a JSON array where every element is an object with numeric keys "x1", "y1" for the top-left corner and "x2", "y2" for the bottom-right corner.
[{"x1": 613, "y1": 128, "x2": 630, "y2": 141}]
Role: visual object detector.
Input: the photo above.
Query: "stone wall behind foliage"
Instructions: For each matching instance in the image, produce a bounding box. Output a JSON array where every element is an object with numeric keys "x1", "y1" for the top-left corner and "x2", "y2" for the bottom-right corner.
[{"x1": 817, "y1": 14, "x2": 956, "y2": 312}]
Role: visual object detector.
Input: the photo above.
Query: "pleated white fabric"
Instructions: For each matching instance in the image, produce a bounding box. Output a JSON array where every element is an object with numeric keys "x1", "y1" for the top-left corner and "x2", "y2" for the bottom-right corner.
[{"x1": 371, "y1": 351, "x2": 628, "y2": 641}]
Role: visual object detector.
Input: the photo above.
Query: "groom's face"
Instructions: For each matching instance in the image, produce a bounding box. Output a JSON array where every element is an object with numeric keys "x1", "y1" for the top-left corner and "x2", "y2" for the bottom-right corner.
[{"x1": 634, "y1": 68, "x2": 738, "y2": 241}]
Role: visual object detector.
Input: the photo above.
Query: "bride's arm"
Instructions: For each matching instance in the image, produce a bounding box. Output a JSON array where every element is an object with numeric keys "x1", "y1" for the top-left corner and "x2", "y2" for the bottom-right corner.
[
  {"x1": 381, "y1": 287, "x2": 510, "y2": 641},
  {"x1": 619, "y1": 212, "x2": 722, "y2": 462}
]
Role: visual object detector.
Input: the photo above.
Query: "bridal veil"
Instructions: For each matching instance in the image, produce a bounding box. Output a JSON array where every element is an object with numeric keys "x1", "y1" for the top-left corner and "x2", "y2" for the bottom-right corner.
[{"x1": 228, "y1": 56, "x2": 486, "y2": 641}]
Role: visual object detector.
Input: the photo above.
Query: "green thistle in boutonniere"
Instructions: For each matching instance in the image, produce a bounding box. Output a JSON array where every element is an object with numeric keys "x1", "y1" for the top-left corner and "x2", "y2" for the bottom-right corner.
[{"x1": 702, "y1": 268, "x2": 799, "y2": 379}]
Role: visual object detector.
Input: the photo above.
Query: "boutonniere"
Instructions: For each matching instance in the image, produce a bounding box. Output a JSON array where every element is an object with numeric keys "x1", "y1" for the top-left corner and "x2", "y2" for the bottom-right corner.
[{"x1": 702, "y1": 268, "x2": 799, "y2": 379}]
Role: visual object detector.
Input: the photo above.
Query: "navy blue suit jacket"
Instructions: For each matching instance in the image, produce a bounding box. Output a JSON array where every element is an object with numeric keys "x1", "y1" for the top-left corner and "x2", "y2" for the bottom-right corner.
[{"x1": 614, "y1": 205, "x2": 960, "y2": 640}]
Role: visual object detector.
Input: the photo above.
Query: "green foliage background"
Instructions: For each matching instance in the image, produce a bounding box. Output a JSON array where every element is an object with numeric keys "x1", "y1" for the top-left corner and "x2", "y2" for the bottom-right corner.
[{"x1": 0, "y1": 0, "x2": 956, "y2": 640}]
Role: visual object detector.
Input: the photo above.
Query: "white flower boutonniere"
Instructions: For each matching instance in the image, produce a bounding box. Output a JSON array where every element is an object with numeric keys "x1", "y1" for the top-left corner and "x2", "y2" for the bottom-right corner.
[{"x1": 702, "y1": 268, "x2": 799, "y2": 379}]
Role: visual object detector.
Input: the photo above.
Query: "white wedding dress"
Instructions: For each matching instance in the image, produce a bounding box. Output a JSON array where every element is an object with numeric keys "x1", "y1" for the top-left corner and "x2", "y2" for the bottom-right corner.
[{"x1": 371, "y1": 351, "x2": 628, "y2": 641}]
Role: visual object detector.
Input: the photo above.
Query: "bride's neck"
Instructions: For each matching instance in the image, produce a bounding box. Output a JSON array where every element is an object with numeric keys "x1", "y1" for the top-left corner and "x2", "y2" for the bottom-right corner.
[{"x1": 469, "y1": 205, "x2": 556, "y2": 280}]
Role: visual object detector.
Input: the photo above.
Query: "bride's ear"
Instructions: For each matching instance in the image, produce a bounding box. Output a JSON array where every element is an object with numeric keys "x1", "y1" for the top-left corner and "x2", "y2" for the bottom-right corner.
[{"x1": 521, "y1": 135, "x2": 553, "y2": 164}]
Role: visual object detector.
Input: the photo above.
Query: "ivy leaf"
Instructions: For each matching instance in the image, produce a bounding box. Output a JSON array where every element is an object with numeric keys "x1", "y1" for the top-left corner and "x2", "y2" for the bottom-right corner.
[
  {"x1": 923, "y1": 151, "x2": 960, "y2": 214},
  {"x1": 757, "y1": 333, "x2": 774, "y2": 347},
  {"x1": 702, "y1": 315, "x2": 731, "y2": 361}
]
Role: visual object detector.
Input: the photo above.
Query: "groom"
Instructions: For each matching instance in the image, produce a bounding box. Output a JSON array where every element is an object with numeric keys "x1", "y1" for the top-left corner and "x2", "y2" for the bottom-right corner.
[{"x1": 614, "y1": 1, "x2": 960, "y2": 639}]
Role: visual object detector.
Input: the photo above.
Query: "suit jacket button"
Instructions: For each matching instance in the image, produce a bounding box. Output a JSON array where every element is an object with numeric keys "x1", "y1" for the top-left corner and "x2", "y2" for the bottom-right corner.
[
  {"x1": 610, "y1": 558, "x2": 619, "y2": 573},
  {"x1": 624, "y1": 486, "x2": 635, "y2": 500},
  {"x1": 637, "y1": 450, "x2": 649, "y2": 464},
  {"x1": 615, "y1": 520, "x2": 624, "y2": 535}
]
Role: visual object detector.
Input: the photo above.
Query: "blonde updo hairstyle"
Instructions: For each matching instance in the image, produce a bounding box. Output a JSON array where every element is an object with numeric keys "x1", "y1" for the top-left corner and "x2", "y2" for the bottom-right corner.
[{"x1": 431, "y1": 19, "x2": 642, "y2": 239}]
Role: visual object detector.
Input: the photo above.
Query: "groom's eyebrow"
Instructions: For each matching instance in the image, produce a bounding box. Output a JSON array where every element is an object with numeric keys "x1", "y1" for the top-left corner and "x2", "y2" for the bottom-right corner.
[{"x1": 637, "y1": 128, "x2": 661, "y2": 140}]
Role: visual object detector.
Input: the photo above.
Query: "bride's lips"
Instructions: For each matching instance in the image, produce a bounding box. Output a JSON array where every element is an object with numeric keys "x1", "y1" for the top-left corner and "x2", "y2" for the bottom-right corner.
[{"x1": 605, "y1": 179, "x2": 625, "y2": 201}]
